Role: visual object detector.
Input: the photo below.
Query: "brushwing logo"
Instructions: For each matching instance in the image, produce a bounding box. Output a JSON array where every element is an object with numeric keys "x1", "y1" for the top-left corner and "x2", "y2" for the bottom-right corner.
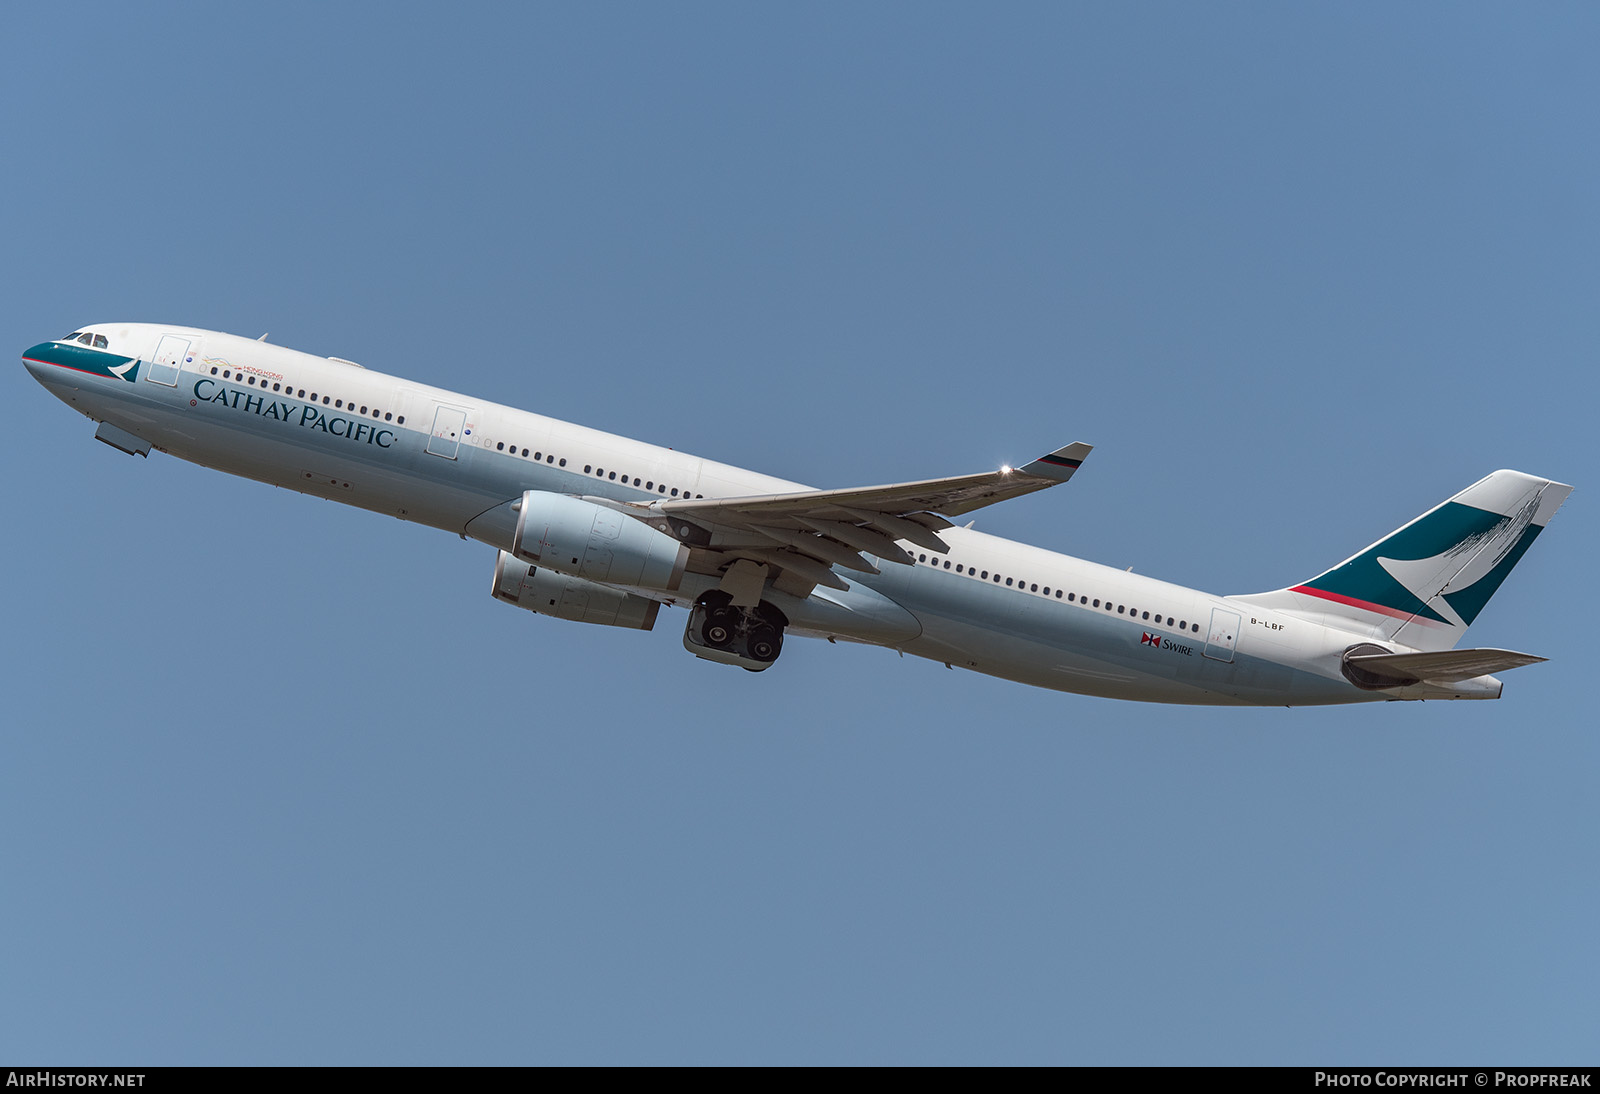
[
  {"x1": 23, "y1": 342, "x2": 141, "y2": 384},
  {"x1": 1377, "y1": 495, "x2": 1540, "y2": 628},
  {"x1": 1296, "y1": 490, "x2": 1549, "y2": 629}
]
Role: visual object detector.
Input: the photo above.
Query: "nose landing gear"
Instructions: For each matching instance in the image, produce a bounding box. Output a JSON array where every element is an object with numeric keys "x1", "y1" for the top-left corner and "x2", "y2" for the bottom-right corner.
[{"x1": 684, "y1": 590, "x2": 788, "y2": 671}]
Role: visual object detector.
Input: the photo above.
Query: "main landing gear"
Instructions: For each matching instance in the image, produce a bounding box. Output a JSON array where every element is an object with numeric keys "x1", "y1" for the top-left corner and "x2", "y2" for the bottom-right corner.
[{"x1": 682, "y1": 590, "x2": 788, "y2": 671}]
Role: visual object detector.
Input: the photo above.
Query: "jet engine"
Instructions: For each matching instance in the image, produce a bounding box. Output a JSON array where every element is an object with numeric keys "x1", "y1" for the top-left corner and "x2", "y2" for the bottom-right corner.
[
  {"x1": 511, "y1": 490, "x2": 688, "y2": 592},
  {"x1": 492, "y1": 551, "x2": 661, "y2": 630}
]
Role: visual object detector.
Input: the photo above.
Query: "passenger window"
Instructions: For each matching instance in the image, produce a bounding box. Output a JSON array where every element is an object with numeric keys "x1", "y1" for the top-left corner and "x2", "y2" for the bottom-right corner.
[
  {"x1": 1179, "y1": 620, "x2": 1186, "y2": 630},
  {"x1": 608, "y1": 472, "x2": 616, "y2": 480},
  {"x1": 497, "y1": 442, "x2": 504, "y2": 451},
  {"x1": 210, "y1": 367, "x2": 218, "y2": 375},
  {"x1": 1118, "y1": 605, "x2": 1125, "y2": 614},
  {"x1": 1092, "y1": 599, "x2": 1099, "y2": 607},
  {"x1": 1030, "y1": 584, "x2": 1038, "y2": 592},
  {"x1": 385, "y1": 412, "x2": 392, "y2": 421},
  {"x1": 1005, "y1": 578, "x2": 1013, "y2": 586},
  {"x1": 671, "y1": 488, "x2": 678, "y2": 496},
  {"x1": 1055, "y1": 590, "x2": 1063, "y2": 599},
  {"x1": 335, "y1": 399, "x2": 342, "y2": 408},
  {"x1": 360, "y1": 406, "x2": 367, "y2": 414},
  {"x1": 557, "y1": 458, "x2": 564, "y2": 466},
  {"x1": 943, "y1": 560, "x2": 951, "y2": 569}
]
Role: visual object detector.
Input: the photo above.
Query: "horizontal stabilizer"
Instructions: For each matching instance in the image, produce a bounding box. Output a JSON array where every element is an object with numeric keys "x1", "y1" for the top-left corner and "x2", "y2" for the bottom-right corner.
[{"x1": 1345, "y1": 647, "x2": 1547, "y2": 686}]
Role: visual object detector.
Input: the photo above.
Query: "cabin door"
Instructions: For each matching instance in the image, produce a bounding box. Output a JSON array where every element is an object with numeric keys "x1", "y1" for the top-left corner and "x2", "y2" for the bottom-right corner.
[
  {"x1": 426, "y1": 406, "x2": 468, "y2": 459},
  {"x1": 1202, "y1": 608, "x2": 1241, "y2": 663},
  {"x1": 146, "y1": 334, "x2": 191, "y2": 386}
]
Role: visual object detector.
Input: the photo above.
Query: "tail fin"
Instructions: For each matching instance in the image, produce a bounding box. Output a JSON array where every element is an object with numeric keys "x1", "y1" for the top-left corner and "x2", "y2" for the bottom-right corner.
[{"x1": 1235, "y1": 470, "x2": 1572, "y2": 651}]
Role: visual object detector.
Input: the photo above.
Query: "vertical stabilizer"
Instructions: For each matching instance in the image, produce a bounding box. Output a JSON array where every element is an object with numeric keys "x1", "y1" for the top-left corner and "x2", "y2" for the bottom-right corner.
[{"x1": 1234, "y1": 471, "x2": 1571, "y2": 651}]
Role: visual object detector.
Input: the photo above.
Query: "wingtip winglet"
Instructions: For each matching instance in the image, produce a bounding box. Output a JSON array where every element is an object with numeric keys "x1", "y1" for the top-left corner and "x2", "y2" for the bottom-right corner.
[{"x1": 1020, "y1": 441, "x2": 1093, "y2": 482}]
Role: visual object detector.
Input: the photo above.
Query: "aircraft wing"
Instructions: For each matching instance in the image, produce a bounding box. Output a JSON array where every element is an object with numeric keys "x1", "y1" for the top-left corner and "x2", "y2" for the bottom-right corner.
[{"x1": 628, "y1": 441, "x2": 1091, "y2": 591}]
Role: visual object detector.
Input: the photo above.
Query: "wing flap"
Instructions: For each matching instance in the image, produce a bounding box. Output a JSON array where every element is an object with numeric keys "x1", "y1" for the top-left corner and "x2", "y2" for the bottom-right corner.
[
  {"x1": 837, "y1": 509, "x2": 951, "y2": 553},
  {"x1": 795, "y1": 516, "x2": 916, "y2": 566},
  {"x1": 742, "y1": 548, "x2": 851, "y2": 591},
  {"x1": 746, "y1": 523, "x2": 880, "y2": 574}
]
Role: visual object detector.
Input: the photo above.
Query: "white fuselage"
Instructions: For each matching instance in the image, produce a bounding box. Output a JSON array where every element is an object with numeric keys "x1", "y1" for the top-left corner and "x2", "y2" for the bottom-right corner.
[{"x1": 25, "y1": 323, "x2": 1459, "y2": 706}]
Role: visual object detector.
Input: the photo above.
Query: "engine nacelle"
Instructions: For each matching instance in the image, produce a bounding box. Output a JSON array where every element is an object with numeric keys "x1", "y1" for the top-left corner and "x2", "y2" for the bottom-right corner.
[
  {"x1": 492, "y1": 551, "x2": 661, "y2": 630},
  {"x1": 511, "y1": 491, "x2": 688, "y2": 592}
]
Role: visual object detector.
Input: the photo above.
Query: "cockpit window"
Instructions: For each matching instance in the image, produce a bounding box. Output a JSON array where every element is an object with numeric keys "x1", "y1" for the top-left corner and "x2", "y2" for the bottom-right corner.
[
  {"x1": 63, "y1": 332, "x2": 83, "y2": 342},
  {"x1": 92, "y1": 334, "x2": 108, "y2": 348},
  {"x1": 77, "y1": 333, "x2": 94, "y2": 345}
]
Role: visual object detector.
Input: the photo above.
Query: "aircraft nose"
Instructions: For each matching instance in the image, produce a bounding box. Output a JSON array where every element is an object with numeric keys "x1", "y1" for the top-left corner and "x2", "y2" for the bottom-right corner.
[{"x1": 22, "y1": 342, "x2": 58, "y2": 384}]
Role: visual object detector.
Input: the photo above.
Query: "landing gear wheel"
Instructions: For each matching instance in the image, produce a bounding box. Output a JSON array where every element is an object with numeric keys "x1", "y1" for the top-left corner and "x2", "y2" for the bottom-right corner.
[
  {"x1": 747, "y1": 624, "x2": 781, "y2": 663},
  {"x1": 702, "y1": 606, "x2": 737, "y2": 648},
  {"x1": 685, "y1": 591, "x2": 789, "y2": 671}
]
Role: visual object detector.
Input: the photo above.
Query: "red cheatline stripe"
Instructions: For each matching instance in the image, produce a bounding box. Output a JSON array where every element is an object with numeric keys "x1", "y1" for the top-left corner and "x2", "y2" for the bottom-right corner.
[
  {"x1": 1289, "y1": 584, "x2": 1448, "y2": 626},
  {"x1": 1290, "y1": 584, "x2": 1411, "y2": 619},
  {"x1": 23, "y1": 356, "x2": 113, "y2": 379}
]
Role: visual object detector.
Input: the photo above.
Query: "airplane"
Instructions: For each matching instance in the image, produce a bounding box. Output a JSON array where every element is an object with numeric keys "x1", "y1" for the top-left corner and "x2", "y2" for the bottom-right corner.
[{"x1": 23, "y1": 323, "x2": 1572, "y2": 706}]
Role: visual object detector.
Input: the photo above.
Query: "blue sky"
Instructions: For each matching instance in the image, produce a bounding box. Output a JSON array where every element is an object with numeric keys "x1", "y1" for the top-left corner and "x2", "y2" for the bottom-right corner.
[{"x1": 4, "y1": 3, "x2": 1595, "y2": 1064}]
